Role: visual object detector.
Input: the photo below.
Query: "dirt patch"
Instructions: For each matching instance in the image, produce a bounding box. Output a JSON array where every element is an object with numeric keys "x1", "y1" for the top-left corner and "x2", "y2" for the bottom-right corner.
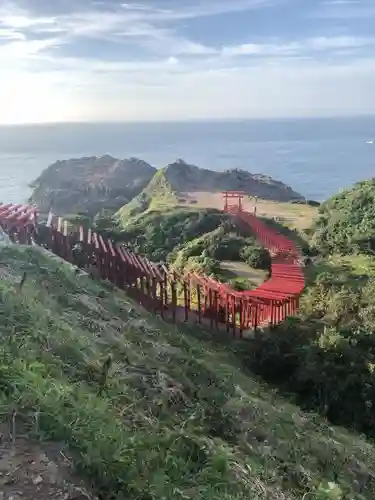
[{"x1": 0, "y1": 423, "x2": 94, "y2": 500}]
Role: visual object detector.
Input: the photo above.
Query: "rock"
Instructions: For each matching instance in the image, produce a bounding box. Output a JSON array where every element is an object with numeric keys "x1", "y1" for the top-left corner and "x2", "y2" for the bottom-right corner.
[
  {"x1": 30, "y1": 155, "x2": 304, "y2": 222},
  {"x1": 29, "y1": 156, "x2": 156, "y2": 216},
  {"x1": 162, "y1": 161, "x2": 303, "y2": 201},
  {"x1": 33, "y1": 474, "x2": 43, "y2": 485},
  {"x1": 116, "y1": 160, "x2": 304, "y2": 221}
]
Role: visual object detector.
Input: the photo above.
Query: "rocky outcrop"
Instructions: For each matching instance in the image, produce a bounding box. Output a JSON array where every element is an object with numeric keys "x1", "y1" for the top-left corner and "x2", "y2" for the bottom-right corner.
[
  {"x1": 29, "y1": 155, "x2": 156, "y2": 215},
  {"x1": 30, "y1": 156, "x2": 304, "y2": 217},
  {"x1": 164, "y1": 159, "x2": 304, "y2": 201}
]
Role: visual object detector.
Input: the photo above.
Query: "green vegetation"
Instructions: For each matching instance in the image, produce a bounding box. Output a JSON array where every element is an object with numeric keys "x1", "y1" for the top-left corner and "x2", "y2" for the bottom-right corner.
[
  {"x1": 115, "y1": 207, "x2": 229, "y2": 261},
  {"x1": 241, "y1": 180, "x2": 375, "y2": 442},
  {"x1": 107, "y1": 206, "x2": 271, "y2": 285},
  {"x1": 170, "y1": 226, "x2": 270, "y2": 281},
  {"x1": 242, "y1": 265, "x2": 375, "y2": 437},
  {"x1": 2, "y1": 245, "x2": 375, "y2": 498},
  {"x1": 116, "y1": 169, "x2": 178, "y2": 222},
  {"x1": 311, "y1": 179, "x2": 375, "y2": 255}
]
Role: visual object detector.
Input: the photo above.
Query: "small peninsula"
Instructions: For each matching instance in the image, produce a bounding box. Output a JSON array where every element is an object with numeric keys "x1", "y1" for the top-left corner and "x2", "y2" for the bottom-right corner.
[
  {"x1": 29, "y1": 156, "x2": 304, "y2": 216},
  {"x1": 29, "y1": 155, "x2": 156, "y2": 215}
]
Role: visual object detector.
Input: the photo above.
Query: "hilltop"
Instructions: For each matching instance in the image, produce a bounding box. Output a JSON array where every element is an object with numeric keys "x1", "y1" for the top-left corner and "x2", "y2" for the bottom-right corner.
[
  {"x1": 29, "y1": 155, "x2": 156, "y2": 216},
  {"x1": 29, "y1": 156, "x2": 304, "y2": 219},
  {"x1": 1, "y1": 244, "x2": 375, "y2": 499},
  {"x1": 116, "y1": 159, "x2": 304, "y2": 222},
  {"x1": 163, "y1": 159, "x2": 304, "y2": 200}
]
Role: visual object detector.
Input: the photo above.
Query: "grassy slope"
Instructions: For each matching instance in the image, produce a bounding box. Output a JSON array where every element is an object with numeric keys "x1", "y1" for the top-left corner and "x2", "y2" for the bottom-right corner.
[
  {"x1": 1, "y1": 245, "x2": 375, "y2": 499},
  {"x1": 115, "y1": 168, "x2": 318, "y2": 232},
  {"x1": 115, "y1": 168, "x2": 178, "y2": 224}
]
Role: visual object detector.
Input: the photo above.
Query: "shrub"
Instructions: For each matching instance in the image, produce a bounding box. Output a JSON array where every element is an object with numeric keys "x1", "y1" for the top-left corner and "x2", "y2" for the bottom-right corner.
[
  {"x1": 240, "y1": 244, "x2": 271, "y2": 270},
  {"x1": 311, "y1": 179, "x2": 375, "y2": 255}
]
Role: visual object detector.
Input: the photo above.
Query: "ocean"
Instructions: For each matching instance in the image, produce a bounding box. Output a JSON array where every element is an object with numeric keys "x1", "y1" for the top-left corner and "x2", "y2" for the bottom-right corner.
[{"x1": 0, "y1": 116, "x2": 374, "y2": 204}]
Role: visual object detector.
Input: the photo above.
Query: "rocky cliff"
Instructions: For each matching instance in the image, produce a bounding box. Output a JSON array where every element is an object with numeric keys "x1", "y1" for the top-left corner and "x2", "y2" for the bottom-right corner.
[
  {"x1": 115, "y1": 159, "x2": 304, "y2": 223},
  {"x1": 30, "y1": 156, "x2": 304, "y2": 217},
  {"x1": 164, "y1": 160, "x2": 304, "y2": 200},
  {"x1": 29, "y1": 155, "x2": 156, "y2": 215}
]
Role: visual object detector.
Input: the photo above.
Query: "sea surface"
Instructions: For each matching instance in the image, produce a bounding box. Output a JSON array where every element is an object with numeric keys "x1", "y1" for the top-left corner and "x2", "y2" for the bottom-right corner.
[{"x1": 0, "y1": 116, "x2": 374, "y2": 204}]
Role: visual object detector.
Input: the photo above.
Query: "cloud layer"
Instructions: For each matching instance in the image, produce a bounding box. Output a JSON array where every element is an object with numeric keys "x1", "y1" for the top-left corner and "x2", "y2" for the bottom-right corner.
[{"x1": 0, "y1": 0, "x2": 374, "y2": 123}]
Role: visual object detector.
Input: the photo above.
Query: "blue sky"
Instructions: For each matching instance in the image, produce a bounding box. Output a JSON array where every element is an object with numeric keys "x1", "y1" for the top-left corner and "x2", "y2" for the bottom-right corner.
[{"x1": 0, "y1": 0, "x2": 374, "y2": 123}]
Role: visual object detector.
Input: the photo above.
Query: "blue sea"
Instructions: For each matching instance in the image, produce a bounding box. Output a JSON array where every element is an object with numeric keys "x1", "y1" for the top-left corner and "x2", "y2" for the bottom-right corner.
[{"x1": 0, "y1": 116, "x2": 374, "y2": 204}]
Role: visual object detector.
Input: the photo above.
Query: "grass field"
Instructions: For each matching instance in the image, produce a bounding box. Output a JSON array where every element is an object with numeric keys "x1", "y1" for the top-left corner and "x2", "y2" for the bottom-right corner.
[
  {"x1": 180, "y1": 191, "x2": 318, "y2": 231},
  {"x1": 306, "y1": 253, "x2": 375, "y2": 286},
  {"x1": 1, "y1": 244, "x2": 375, "y2": 499}
]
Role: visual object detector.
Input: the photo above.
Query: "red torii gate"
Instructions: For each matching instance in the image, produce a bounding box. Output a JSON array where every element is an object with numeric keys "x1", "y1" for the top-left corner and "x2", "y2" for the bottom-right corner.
[
  {"x1": 222, "y1": 191, "x2": 246, "y2": 213},
  {"x1": 0, "y1": 202, "x2": 38, "y2": 244}
]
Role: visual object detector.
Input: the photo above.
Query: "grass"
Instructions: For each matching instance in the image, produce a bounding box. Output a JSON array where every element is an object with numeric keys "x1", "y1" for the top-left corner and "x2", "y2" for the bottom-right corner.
[
  {"x1": 253, "y1": 199, "x2": 318, "y2": 231},
  {"x1": 116, "y1": 169, "x2": 178, "y2": 225},
  {"x1": 1, "y1": 245, "x2": 375, "y2": 499},
  {"x1": 219, "y1": 261, "x2": 268, "y2": 290},
  {"x1": 305, "y1": 253, "x2": 375, "y2": 287}
]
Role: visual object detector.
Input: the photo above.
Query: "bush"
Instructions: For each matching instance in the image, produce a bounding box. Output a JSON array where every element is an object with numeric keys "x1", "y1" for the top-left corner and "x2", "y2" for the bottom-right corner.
[
  {"x1": 118, "y1": 208, "x2": 230, "y2": 261},
  {"x1": 212, "y1": 235, "x2": 248, "y2": 261},
  {"x1": 311, "y1": 179, "x2": 375, "y2": 255},
  {"x1": 240, "y1": 244, "x2": 271, "y2": 270}
]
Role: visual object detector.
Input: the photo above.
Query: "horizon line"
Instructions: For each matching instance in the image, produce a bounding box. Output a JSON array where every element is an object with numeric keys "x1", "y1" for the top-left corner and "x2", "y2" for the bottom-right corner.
[{"x1": 1, "y1": 113, "x2": 375, "y2": 127}]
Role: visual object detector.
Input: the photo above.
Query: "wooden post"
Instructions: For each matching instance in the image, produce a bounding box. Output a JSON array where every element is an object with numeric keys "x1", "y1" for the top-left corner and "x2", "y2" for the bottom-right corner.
[
  {"x1": 214, "y1": 291, "x2": 219, "y2": 330},
  {"x1": 164, "y1": 275, "x2": 169, "y2": 309},
  {"x1": 270, "y1": 300, "x2": 274, "y2": 327},
  {"x1": 197, "y1": 284, "x2": 202, "y2": 323},
  {"x1": 183, "y1": 280, "x2": 189, "y2": 322},
  {"x1": 208, "y1": 288, "x2": 214, "y2": 328},
  {"x1": 226, "y1": 293, "x2": 230, "y2": 333},
  {"x1": 171, "y1": 280, "x2": 177, "y2": 323},
  {"x1": 239, "y1": 299, "x2": 243, "y2": 338},
  {"x1": 231, "y1": 296, "x2": 236, "y2": 338},
  {"x1": 151, "y1": 278, "x2": 158, "y2": 314},
  {"x1": 187, "y1": 277, "x2": 191, "y2": 311}
]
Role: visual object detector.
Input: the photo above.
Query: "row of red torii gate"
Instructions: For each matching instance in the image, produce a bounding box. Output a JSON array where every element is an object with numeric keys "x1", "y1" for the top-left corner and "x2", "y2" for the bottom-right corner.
[{"x1": 0, "y1": 192, "x2": 305, "y2": 336}]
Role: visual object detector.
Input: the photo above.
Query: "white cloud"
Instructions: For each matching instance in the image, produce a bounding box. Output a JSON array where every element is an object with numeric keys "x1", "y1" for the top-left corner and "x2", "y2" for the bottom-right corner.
[
  {"x1": 139, "y1": 0, "x2": 274, "y2": 21},
  {"x1": 63, "y1": 57, "x2": 374, "y2": 121},
  {"x1": 0, "y1": 1, "x2": 374, "y2": 123},
  {"x1": 222, "y1": 36, "x2": 374, "y2": 57}
]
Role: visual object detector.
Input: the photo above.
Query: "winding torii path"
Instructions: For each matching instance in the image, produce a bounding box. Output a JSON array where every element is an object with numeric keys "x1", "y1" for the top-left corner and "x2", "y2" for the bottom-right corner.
[{"x1": 0, "y1": 195, "x2": 305, "y2": 332}]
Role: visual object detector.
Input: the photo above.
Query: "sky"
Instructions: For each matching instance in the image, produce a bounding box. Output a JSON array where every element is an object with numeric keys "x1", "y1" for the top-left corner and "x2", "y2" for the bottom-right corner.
[{"x1": 0, "y1": 0, "x2": 374, "y2": 123}]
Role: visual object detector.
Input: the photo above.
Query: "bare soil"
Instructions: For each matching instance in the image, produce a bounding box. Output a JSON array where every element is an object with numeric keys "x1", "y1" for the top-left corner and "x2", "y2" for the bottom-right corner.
[{"x1": 0, "y1": 423, "x2": 94, "y2": 500}]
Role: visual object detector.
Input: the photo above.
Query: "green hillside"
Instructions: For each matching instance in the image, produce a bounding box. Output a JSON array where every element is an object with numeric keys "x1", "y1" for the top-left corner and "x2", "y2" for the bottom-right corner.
[
  {"x1": 1, "y1": 244, "x2": 375, "y2": 498},
  {"x1": 311, "y1": 179, "x2": 375, "y2": 255},
  {"x1": 109, "y1": 206, "x2": 270, "y2": 288},
  {"x1": 115, "y1": 206, "x2": 229, "y2": 260},
  {"x1": 244, "y1": 179, "x2": 375, "y2": 441},
  {"x1": 115, "y1": 168, "x2": 178, "y2": 223}
]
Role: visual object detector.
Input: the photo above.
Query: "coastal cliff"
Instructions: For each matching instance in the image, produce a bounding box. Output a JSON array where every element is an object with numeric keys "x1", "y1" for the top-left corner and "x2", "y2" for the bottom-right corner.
[
  {"x1": 29, "y1": 155, "x2": 156, "y2": 215},
  {"x1": 29, "y1": 156, "x2": 304, "y2": 217}
]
